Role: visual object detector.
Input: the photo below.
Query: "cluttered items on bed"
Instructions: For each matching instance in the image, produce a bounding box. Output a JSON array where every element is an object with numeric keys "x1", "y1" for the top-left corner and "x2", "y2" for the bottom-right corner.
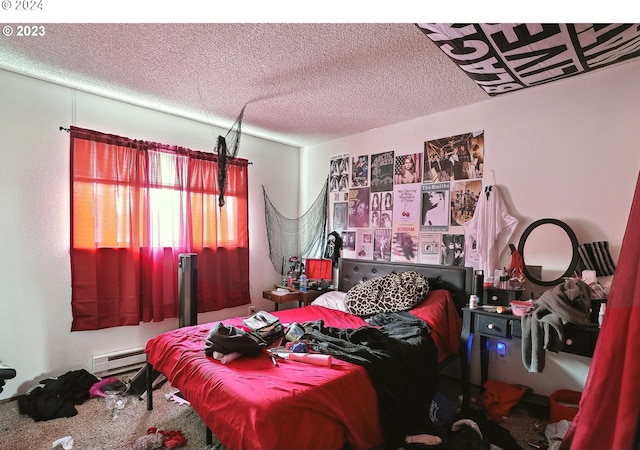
[
  {"x1": 204, "y1": 322, "x2": 266, "y2": 358},
  {"x1": 242, "y1": 310, "x2": 285, "y2": 345},
  {"x1": 203, "y1": 311, "x2": 285, "y2": 365}
]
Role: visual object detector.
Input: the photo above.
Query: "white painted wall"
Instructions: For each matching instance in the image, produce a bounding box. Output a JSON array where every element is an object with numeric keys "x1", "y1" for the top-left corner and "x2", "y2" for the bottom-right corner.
[
  {"x1": 301, "y1": 59, "x2": 640, "y2": 396},
  {"x1": 0, "y1": 69, "x2": 299, "y2": 399}
]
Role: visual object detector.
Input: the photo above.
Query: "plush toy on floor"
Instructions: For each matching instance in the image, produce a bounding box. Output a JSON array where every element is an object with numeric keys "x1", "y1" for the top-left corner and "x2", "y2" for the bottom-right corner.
[
  {"x1": 133, "y1": 428, "x2": 187, "y2": 449},
  {"x1": 132, "y1": 428, "x2": 164, "y2": 450}
]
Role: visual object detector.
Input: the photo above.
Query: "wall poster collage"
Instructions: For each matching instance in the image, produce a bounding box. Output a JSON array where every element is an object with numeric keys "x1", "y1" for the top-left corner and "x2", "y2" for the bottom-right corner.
[{"x1": 329, "y1": 131, "x2": 484, "y2": 268}]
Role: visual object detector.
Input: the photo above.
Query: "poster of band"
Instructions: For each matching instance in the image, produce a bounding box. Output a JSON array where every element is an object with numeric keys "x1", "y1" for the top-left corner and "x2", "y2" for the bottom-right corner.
[
  {"x1": 330, "y1": 154, "x2": 349, "y2": 194},
  {"x1": 333, "y1": 202, "x2": 348, "y2": 231},
  {"x1": 450, "y1": 180, "x2": 482, "y2": 226},
  {"x1": 372, "y1": 191, "x2": 393, "y2": 229},
  {"x1": 393, "y1": 184, "x2": 421, "y2": 225},
  {"x1": 421, "y1": 183, "x2": 450, "y2": 231},
  {"x1": 424, "y1": 131, "x2": 484, "y2": 182},
  {"x1": 418, "y1": 232, "x2": 440, "y2": 265},
  {"x1": 441, "y1": 234, "x2": 465, "y2": 267},
  {"x1": 328, "y1": 129, "x2": 484, "y2": 266},
  {"x1": 392, "y1": 223, "x2": 418, "y2": 263},
  {"x1": 373, "y1": 228, "x2": 392, "y2": 261},
  {"x1": 370, "y1": 151, "x2": 394, "y2": 192},
  {"x1": 355, "y1": 229, "x2": 374, "y2": 259},
  {"x1": 348, "y1": 187, "x2": 370, "y2": 228},
  {"x1": 351, "y1": 155, "x2": 369, "y2": 188}
]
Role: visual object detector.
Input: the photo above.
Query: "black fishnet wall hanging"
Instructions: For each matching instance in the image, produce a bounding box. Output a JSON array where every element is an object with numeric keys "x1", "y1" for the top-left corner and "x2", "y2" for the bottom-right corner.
[{"x1": 263, "y1": 178, "x2": 329, "y2": 275}]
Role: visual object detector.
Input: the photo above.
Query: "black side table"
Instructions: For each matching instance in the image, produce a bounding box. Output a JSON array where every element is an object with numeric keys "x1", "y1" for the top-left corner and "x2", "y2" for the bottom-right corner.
[{"x1": 459, "y1": 307, "x2": 599, "y2": 411}]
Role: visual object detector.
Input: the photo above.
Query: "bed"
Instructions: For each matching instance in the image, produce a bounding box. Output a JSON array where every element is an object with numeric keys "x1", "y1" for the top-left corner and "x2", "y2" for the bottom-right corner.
[{"x1": 144, "y1": 259, "x2": 472, "y2": 450}]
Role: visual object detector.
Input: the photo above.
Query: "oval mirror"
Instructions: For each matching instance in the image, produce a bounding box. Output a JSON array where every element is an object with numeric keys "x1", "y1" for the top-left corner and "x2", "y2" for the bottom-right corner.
[{"x1": 517, "y1": 218, "x2": 579, "y2": 286}]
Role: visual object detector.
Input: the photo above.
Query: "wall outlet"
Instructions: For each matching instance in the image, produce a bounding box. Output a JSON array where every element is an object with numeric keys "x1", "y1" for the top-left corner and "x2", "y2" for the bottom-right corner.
[{"x1": 248, "y1": 305, "x2": 256, "y2": 316}]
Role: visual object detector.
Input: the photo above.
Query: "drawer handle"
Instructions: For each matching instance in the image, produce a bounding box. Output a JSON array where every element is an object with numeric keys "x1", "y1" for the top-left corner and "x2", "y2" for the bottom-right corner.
[
  {"x1": 565, "y1": 338, "x2": 573, "y2": 346},
  {"x1": 491, "y1": 296, "x2": 498, "y2": 301},
  {"x1": 487, "y1": 323, "x2": 496, "y2": 330}
]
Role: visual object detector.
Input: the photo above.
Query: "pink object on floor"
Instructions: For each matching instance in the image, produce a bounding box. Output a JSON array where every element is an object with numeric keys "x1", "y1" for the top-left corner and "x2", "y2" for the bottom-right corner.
[{"x1": 89, "y1": 376, "x2": 118, "y2": 398}]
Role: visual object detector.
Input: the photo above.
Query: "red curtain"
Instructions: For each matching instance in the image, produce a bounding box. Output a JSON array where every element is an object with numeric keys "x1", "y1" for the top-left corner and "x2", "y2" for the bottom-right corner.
[
  {"x1": 562, "y1": 172, "x2": 640, "y2": 449},
  {"x1": 70, "y1": 126, "x2": 249, "y2": 331}
]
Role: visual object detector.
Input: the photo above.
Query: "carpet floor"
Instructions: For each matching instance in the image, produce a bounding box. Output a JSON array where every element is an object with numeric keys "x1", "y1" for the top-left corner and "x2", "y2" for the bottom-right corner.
[
  {"x1": 0, "y1": 371, "x2": 216, "y2": 450},
  {"x1": 0, "y1": 371, "x2": 553, "y2": 450}
]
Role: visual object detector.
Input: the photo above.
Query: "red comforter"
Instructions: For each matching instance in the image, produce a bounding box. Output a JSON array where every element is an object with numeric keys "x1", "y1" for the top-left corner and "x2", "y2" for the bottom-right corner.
[{"x1": 145, "y1": 289, "x2": 461, "y2": 450}]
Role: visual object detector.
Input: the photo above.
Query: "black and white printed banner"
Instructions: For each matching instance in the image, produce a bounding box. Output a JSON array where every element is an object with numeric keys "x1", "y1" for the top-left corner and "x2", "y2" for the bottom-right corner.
[{"x1": 417, "y1": 23, "x2": 640, "y2": 95}]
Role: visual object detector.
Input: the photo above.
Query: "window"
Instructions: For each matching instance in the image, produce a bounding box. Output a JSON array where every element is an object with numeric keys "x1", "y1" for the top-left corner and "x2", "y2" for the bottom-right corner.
[{"x1": 70, "y1": 127, "x2": 249, "y2": 331}]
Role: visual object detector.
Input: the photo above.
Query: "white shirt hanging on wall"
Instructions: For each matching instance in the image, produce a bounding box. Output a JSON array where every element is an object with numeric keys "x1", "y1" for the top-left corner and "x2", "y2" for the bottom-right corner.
[{"x1": 463, "y1": 185, "x2": 518, "y2": 276}]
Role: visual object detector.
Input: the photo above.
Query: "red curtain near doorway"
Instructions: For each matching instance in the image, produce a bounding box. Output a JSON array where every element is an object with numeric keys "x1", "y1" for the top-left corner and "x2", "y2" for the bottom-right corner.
[{"x1": 562, "y1": 172, "x2": 640, "y2": 449}]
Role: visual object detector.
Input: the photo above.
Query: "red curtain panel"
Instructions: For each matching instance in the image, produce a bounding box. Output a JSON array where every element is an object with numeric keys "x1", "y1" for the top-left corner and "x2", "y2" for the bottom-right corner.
[
  {"x1": 70, "y1": 127, "x2": 249, "y2": 331},
  {"x1": 562, "y1": 172, "x2": 640, "y2": 449}
]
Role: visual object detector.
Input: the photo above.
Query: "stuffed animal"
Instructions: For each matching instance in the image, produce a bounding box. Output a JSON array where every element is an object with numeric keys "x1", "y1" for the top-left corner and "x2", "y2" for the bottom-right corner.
[{"x1": 132, "y1": 429, "x2": 163, "y2": 450}]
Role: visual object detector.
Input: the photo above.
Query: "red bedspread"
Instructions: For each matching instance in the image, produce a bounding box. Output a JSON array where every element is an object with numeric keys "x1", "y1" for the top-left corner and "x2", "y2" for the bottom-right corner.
[{"x1": 145, "y1": 289, "x2": 461, "y2": 450}]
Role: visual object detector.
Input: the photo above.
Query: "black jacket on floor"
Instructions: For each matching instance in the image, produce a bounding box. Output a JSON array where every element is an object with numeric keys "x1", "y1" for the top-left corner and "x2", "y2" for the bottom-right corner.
[{"x1": 18, "y1": 369, "x2": 98, "y2": 421}]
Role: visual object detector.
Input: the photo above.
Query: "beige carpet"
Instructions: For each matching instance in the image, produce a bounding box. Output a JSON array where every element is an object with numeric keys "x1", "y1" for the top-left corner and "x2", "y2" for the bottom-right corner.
[
  {"x1": 0, "y1": 371, "x2": 219, "y2": 450},
  {"x1": 0, "y1": 370, "x2": 549, "y2": 450}
]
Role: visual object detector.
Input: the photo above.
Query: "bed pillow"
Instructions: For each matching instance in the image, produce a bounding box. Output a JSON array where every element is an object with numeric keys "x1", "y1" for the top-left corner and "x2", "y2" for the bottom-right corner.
[
  {"x1": 345, "y1": 271, "x2": 429, "y2": 316},
  {"x1": 311, "y1": 290, "x2": 348, "y2": 312}
]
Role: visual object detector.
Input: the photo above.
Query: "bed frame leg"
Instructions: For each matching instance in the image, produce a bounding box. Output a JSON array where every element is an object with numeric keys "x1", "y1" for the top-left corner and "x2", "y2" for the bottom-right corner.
[
  {"x1": 146, "y1": 361, "x2": 153, "y2": 410},
  {"x1": 206, "y1": 427, "x2": 213, "y2": 445}
]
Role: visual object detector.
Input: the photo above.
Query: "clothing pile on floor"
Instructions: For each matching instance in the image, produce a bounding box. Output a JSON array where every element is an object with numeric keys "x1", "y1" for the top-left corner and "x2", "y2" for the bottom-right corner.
[
  {"x1": 17, "y1": 368, "x2": 132, "y2": 421},
  {"x1": 18, "y1": 369, "x2": 99, "y2": 421},
  {"x1": 411, "y1": 387, "x2": 523, "y2": 450}
]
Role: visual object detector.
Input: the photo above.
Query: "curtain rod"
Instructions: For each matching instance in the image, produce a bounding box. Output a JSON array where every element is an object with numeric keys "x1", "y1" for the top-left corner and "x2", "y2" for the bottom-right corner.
[{"x1": 58, "y1": 126, "x2": 253, "y2": 164}]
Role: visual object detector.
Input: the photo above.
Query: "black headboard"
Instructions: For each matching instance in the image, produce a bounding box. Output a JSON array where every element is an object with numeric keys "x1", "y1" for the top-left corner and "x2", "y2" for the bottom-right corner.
[{"x1": 337, "y1": 258, "x2": 473, "y2": 313}]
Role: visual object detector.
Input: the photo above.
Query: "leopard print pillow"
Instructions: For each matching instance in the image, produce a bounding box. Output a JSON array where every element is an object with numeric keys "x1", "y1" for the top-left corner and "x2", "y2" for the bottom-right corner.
[{"x1": 345, "y1": 271, "x2": 429, "y2": 316}]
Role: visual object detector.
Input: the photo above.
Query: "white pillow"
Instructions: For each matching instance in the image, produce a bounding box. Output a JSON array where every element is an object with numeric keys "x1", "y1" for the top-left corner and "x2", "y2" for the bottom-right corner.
[{"x1": 311, "y1": 290, "x2": 348, "y2": 312}]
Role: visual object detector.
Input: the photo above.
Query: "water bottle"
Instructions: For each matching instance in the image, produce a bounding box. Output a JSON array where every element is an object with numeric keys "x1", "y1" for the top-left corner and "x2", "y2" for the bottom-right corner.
[{"x1": 299, "y1": 273, "x2": 308, "y2": 293}]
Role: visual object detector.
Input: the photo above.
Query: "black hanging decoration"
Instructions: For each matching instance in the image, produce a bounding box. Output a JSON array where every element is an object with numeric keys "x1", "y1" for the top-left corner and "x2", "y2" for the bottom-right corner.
[{"x1": 216, "y1": 105, "x2": 246, "y2": 207}]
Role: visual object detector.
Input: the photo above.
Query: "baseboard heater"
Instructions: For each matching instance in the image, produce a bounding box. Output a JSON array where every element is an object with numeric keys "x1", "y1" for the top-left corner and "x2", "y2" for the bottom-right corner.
[{"x1": 92, "y1": 347, "x2": 146, "y2": 378}]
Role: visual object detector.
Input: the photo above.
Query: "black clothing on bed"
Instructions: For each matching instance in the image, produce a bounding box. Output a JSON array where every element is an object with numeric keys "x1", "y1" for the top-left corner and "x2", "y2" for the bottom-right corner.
[{"x1": 302, "y1": 312, "x2": 439, "y2": 450}]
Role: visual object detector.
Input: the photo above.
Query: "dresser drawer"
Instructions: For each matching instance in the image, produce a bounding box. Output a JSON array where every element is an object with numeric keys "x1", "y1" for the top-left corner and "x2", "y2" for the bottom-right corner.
[
  {"x1": 484, "y1": 287, "x2": 523, "y2": 306},
  {"x1": 475, "y1": 314, "x2": 511, "y2": 338},
  {"x1": 562, "y1": 325, "x2": 599, "y2": 357}
]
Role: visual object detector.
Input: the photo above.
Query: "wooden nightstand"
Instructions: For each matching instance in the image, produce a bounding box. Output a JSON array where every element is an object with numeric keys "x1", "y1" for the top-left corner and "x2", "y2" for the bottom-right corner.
[{"x1": 262, "y1": 288, "x2": 329, "y2": 311}]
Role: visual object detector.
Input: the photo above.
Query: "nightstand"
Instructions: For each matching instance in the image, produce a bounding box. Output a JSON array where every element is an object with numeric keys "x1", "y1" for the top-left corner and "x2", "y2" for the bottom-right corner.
[
  {"x1": 262, "y1": 288, "x2": 329, "y2": 311},
  {"x1": 459, "y1": 307, "x2": 599, "y2": 411}
]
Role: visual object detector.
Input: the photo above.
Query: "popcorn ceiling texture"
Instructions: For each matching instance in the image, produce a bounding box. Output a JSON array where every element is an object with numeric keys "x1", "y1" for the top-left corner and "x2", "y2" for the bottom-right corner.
[{"x1": 0, "y1": 23, "x2": 488, "y2": 147}]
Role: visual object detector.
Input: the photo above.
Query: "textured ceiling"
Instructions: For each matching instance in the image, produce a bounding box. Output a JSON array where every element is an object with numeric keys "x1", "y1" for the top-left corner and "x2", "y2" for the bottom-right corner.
[
  {"x1": 6, "y1": 23, "x2": 637, "y2": 148},
  {"x1": 0, "y1": 23, "x2": 489, "y2": 147}
]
